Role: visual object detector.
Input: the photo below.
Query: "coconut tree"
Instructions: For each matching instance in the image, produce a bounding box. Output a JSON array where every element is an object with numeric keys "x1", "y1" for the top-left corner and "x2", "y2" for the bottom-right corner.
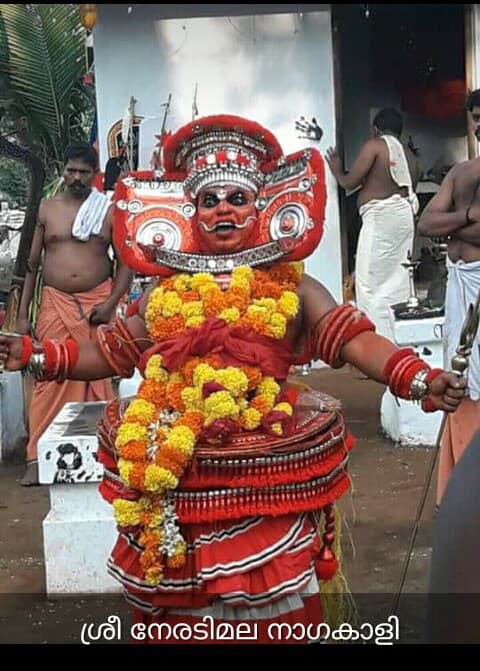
[{"x1": 0, "y1": 3, "x2": 94, "y2": 328}]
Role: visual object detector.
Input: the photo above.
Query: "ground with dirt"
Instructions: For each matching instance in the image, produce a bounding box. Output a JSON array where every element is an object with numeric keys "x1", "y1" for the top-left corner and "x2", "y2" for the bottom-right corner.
[{"x1": 0, "y1": 367, "x2": 438, "y2": 644}]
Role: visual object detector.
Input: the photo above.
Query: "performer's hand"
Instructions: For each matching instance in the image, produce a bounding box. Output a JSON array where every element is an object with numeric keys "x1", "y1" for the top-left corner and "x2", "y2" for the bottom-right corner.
[
  {"x1": 426, "y1": 372, "x2": 466, "y2": 412},
  {"x1": 0, "y1": 334, "x2": 25, "y2": 371},
  {"x1": 89, "y1": 301, "x2": 116, "y2": 326},
  {"x1": 325, "y1": 146, "x2": 342, "y2": 175},
  {"x1": 15, "y1": 317, "x2": 31, "y2": 336}
]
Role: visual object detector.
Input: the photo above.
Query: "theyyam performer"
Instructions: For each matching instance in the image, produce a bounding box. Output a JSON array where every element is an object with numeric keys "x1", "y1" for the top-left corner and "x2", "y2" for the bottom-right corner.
[{"x1": 0, "y1": 115, "x2": 465, "y2": 643}]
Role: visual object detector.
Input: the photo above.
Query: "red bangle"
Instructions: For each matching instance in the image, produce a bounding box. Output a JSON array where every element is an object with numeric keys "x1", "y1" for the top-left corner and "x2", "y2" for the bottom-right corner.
[
  {"x1": 426, "y1": 368, "x2": 443, "y2": 384},
  {"x1": 384, "y1": 348, "x2": 431, "y2": 400},
  {"x1": 20, "y1": 336, "x2": 33, "y2": 368}
]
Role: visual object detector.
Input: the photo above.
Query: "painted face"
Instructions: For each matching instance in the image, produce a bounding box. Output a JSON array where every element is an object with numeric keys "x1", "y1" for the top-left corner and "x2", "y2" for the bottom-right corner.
[
  {"x1": 195, "y1": 185, "x2": 257, "y2": 253},
  {"x1": 63, "y1": 158, "x2": 96, "y2": 196}
]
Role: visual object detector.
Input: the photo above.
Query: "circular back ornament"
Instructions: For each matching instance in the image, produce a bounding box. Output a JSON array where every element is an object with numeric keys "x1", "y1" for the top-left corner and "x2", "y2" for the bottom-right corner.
[{"x1": 112, "y1": 115, "x2": 327, "y2": 277}]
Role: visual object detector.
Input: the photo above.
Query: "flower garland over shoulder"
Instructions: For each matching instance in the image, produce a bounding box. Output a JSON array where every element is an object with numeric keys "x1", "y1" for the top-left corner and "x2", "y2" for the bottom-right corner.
[{"x1": 113, "y1": 261, "x2": 304, "y2": 585}]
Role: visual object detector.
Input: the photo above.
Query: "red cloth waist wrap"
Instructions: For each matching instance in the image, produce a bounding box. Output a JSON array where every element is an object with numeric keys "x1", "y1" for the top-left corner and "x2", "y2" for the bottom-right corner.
[{"x1": 138, "y1": 317, "x2": 293, "y2": 378}]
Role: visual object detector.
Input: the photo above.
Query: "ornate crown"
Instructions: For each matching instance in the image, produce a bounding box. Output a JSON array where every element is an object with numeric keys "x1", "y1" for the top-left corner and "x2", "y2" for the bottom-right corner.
[{"x1": 162, "y1": 115, "x2": 283, "y2": 196}]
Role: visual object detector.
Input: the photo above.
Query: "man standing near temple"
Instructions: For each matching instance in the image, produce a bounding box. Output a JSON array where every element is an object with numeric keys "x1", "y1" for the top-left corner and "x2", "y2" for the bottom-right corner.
[
  {"x1": 418, "y1": 88, "x2": 480, "y2": 507},
  {"x1": 326, "y1": 108, "x2": 420, "y2": 340},
  {"x1": 16, "y1": 142, "x2": 132, "y2": 486}
]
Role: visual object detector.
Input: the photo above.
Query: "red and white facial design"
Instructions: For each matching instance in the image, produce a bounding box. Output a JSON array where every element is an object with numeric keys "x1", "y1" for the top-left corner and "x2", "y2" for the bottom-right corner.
[{"x1": 195, "y1": 185, "x2": 258, "y2": 253}]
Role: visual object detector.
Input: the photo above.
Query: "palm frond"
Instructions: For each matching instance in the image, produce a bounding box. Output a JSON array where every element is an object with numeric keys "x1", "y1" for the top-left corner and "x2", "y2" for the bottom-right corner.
[{"x1": 0, "y1": 4, "x2": 86, "y2": 157}]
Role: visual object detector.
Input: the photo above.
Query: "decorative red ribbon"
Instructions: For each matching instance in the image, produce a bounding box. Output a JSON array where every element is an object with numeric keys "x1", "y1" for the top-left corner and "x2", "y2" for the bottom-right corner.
[{"x1": 138, "y1": 317, "x2": 293, "y2": 379}]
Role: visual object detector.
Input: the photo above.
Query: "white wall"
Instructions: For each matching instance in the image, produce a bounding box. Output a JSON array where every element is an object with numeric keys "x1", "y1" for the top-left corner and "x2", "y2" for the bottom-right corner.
[{"x1": 93, "y1": 4, "x2": 343, "y2": 302}]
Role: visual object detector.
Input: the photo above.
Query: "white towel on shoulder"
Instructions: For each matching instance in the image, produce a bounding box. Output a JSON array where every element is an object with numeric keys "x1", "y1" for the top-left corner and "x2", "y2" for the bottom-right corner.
[
  {"x1": 381, "y1": 135, "x2": 419, "y2": 215},
  {"x1": 71, "y1": 188, "x2": 111, "y2": 242}
]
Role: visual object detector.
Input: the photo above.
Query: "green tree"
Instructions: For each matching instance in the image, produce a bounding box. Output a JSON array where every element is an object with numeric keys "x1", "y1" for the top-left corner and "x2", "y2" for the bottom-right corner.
[
  {"x1": 0, "y1": 158, "x2": 28, "y2": 208},
  {"x1": 0, "y1": 4, "x2": 94, "y2": 327}
]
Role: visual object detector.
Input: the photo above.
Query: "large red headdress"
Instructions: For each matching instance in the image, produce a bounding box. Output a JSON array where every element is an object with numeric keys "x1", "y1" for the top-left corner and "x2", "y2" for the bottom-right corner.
[{"x1": 113, "y1": 114, "x2": 327, "y2": 276}]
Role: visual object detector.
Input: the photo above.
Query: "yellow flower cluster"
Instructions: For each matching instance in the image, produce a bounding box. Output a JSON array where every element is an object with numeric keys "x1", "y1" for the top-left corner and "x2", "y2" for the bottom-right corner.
[{"x1": 113, "y1": 262, "x2": 303, "y2": 585}]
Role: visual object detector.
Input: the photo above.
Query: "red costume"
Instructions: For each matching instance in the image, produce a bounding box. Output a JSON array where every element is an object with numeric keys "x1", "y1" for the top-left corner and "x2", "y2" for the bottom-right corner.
[{"x1": 18, "y1": 115, "x2": 447, "y2": 643}]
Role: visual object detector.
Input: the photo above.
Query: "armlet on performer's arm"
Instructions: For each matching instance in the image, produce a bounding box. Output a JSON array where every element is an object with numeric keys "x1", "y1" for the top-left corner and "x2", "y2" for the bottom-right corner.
[
  {"x1": 301, "y1": 303, "x2": 376, "y2": 368},
  {"x1": 96, "y1": 316, "x2": 144, "y2": 378}
]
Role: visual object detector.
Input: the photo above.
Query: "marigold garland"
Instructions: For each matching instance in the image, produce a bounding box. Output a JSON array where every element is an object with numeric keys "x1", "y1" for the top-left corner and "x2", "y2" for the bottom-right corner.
[{"x1": 113, "y1": 262, "x2": 303, "y2": 585}]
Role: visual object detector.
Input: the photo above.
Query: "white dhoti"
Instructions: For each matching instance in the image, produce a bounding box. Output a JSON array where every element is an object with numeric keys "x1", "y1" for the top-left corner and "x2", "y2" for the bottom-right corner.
[
  {"x1": 437, "y1": 257, "x2": 480, "y2": 504},
  {"x1": 444, "y1": 257, "x2": 480, "y2": 400},
  {"x1": 356, "y1": 194, "x2": 415, "y2": 339}
]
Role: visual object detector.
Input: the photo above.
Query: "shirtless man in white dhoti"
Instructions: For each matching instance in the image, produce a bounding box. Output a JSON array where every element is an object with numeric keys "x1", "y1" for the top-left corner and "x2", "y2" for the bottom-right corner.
[
  {"x1": 418, "y1": 89, "x2": 480, "y2": 506},
  {"x1": 326, "y1": 108, "x2": 420, "y2": 340}
]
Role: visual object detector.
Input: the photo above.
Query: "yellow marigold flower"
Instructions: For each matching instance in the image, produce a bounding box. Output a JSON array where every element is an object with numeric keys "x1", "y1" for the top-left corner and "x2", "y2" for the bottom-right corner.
[
  {"x1": 274, "y1": 402, "x2": 294, "y2": 416},
  {"x1": 144, "y1": 464, "x2": 178, "y2": 492},
  {"x1": 173, "y1": 274, "x2": 192, "y2": 292},
  {"x1": 253, "y1": 392, "x2": 276, "y2": 413},
  {"x1": 181, "y1": 301, "x2": 204, "y2": 319},
  {"x1": 144, "y1": 355, "x2": 168, "y2": 382},
  {"x1": 162, "y1": 291, "x2": 183, "y2": 317},
  {"x1": 219, "y1": 307, "x2": 241, "y2": 323},
  {"x1": 269, "y1": 312, "x2": 287, "y2": 338},
  {"x1": 232, "y1": 266, "x2": 253, "y2": 282},
  {"x1": 181, "y1": 387, "x2": 204, "y2": 411},
  {"x1": 165, "y1": 425, "x2": 196, "y2": 454},
  {"x1": 192, "y1": 363, "x2": 216, "y2": 387},
  {"x1": 145, "y1": 288, "x2": 165, "y2": 321},
  {"x1": 145, "y1": 567, "x2": 164, "y2": 585},
  {"x1": 118, "y1": 459, "x2": 134, "y2": 485},
  {"x1": 246, "y1": 304, "x2": 269, "y2": 321},
  {"x1": 257, "y1": 377, "x2": 280, "y2": 398},
  {"x1": 229, "y1": 277, "x2": 250, "y2": 292},
  {"x1": 237, "y1": 398, "x2": 248, "y2": 411},
  {"x1": 191, "y1": 273, "x2": 216, "y2": 290},
  {"x1": 113, "y1": 499, "x2": 142, "y2": 527},
  {"x1": 185, "y1": 315, "x2": 205, "y2": 329},
  {"x1": 124, "y1": 399, "x2": 158, "y2": 424},
  {"x1": 253, "y1": 297, "x2": 277, "y2": 312},
  {"x1": 216, "y1": 368, "x2": 249, "y2": 398},
  {"x1": 242, "y1": 407, "x2": 262, "y2": 430},
  {"x1": 278, "y1": 291, "x2": 299, "y2": 318},
  {"x1": 290, "y1": 261, "x2": 305, "y2": 280},
  {"x1": 147, "y1": 512, "x2": 164, "y2": 528},
  {"x1": 204, "y1": 390, "x2": 240, "y2": 420},
  {"x1": 116, "y1": 422, "x2": 148, "y2": 448}
]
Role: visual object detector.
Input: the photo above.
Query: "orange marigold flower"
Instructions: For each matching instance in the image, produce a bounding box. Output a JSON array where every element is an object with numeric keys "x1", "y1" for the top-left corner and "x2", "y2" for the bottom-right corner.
[
  {"x1": 150, "y1": 314, "x2": 186, "y2": 340},
  {"x1": 203, "y1": 289, "x2": 227, "y2": 316},
  {"x1": 225, "y1": 285, "x2": 250, "y2": 311},
  {"x1": 182, "y1": 357, "x2": 202, "y2": 385},
  {"x1": 118, "y1": 440, "x2": 148, "y2": 461},
  {"x1": 160, "y1": 278, "x2": 175, "y2": 292},
  {"x1": 139, "y1": 380, "x2": 167, "y2": 406},
  {"x1": 129, "y1": 463, "x2": 147, "y2": 490},
  {"x1": 154, "y1": 454, "x2": 184, "y2": 477},
  {"x1": 166, "y1": 382, "x2": 186, "y2": 412},
  {"x1": 160, "y1": 445, "x2": 191, "y2": 468},
  {"x1": 176, "y1": 410, "x2": 204, "y2": 437},
  {"x1": 178, "y1": 290, "x2": 201, "y2": 302},
  {"x1": 250, "y1": 396, "x2": 271, "y2": 415},
  {"x1": 156, "y1": 428, "x2": 167, "y2": 444},
  {"x1": 251, "y1": 280, "x2": 284, "y2": 300},
  {"x1": 241, "y1": 365, "x2": 263, "y2": 390},
  {"x1": 167, "y1": 554, "x2": 186, "y2": 569}
]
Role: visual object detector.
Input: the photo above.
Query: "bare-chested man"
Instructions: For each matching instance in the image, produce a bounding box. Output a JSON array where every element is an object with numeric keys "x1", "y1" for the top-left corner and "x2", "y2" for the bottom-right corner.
[
  {"x1": 326, "y1": 108, "x2": 420, "y2": 339},
  {"x1": 418, "y1": 89, "x2": 480, "y2": 506},
  {"x1": 17, "y1": 142, "x2": 133, "y2": 485}
]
